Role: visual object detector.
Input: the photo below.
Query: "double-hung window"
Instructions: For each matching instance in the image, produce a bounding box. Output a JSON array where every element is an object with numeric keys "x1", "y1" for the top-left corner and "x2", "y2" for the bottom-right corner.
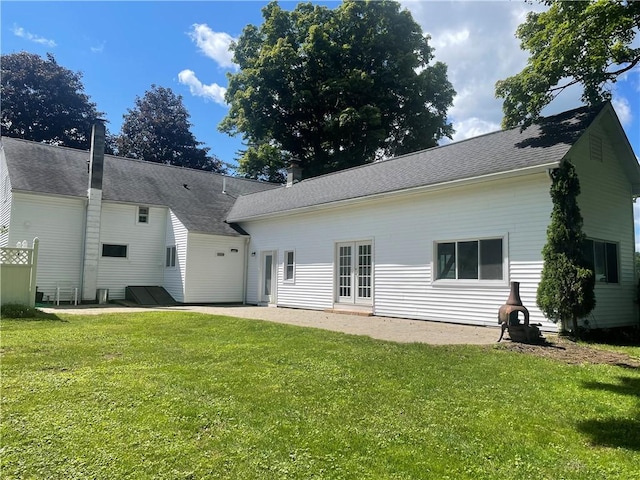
[
  {"x1": 436, "y1": 238, "x2": 504, "y2": 281},
  {"x1": 166, "y1": 246, "x2": 177, "y2": 268},
  {"x1": 284, "y1": 250, "x2": 295, "y2": 282},
  {"x1": 138, "y1": 206, "x2": 149, "y2": 224},
  {"x1": 584, "y1": 239, "x2": 618, "y2": 283}
]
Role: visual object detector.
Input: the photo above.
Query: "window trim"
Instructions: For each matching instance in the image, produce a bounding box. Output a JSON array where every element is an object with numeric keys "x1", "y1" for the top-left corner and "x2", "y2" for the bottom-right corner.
[
  {"x1": 283, "y1": 249, "x2": 295, "y2": 283},
  {"x1": 137, "y1": 206, "x2": 150, "y2": 224},
  {"x1": 165, "y1": 245, "x2": 177, "y2": 268},
  {"x1": 584, "y1": 238, "x2": 619, "y2": 284},
  {"x1": 432, "y1": 235, "x2": 508, "y2": 286},
  {"x1": 102, "y1": 243, "x2": 128, "y2": 258}
]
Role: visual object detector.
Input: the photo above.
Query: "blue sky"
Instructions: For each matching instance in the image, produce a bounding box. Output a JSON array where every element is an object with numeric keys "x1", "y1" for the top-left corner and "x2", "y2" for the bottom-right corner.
[{"x1": 2, "y1": 1, "x2": 640, "y2": 241}]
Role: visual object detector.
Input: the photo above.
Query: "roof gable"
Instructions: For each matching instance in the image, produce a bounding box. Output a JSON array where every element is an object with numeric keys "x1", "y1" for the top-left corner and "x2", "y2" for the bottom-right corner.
[
  {"x1": 1, "y1": 137, "x2": 278, "y2": 235},
  {"x1": 227, "y1": 103, "x2": 608, "y2": 222}
]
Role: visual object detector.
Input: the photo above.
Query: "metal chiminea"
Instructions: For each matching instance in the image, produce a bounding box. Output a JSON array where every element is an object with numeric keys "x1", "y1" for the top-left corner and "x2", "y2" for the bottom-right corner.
[{"x1": 497, "y1": 281, "x2": 531, "y2": 342}]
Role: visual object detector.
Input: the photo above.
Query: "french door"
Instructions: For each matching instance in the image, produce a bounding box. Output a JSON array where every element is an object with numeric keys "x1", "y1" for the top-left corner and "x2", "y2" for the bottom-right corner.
[{"x1": 336, "y1": 241, "x2": 372, "y2": 304}]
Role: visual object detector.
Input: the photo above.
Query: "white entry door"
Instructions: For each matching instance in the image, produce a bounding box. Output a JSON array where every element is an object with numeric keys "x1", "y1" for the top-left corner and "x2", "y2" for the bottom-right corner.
[
  {"x1": 261, "y1": 251, "x2": 277, "y2": 304},
  {"x1": 336, "y1": 241, "x2": 372, "y2": 304}
]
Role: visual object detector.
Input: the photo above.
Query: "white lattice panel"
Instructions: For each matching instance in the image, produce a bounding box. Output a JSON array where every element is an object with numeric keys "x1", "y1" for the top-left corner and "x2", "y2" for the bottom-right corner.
[{"x1": 0, "y1": 248, "x2": 32, "y2": 265}]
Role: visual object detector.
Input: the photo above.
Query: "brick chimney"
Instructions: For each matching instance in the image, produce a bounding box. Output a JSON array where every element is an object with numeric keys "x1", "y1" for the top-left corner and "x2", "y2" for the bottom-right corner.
[
  {"x1": 82, "y1": 122, "x2": 106, "y2": 302},
  {"x1": 286, "y1": 159, "x2": 302, "y2": 187}
]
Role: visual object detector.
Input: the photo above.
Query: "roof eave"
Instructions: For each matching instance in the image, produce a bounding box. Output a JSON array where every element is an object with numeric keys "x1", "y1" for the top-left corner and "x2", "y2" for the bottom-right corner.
[
  {"x1": 227, "y1": 162, "x2": 561, "y2": 223},
  {"x1": 11, "y1": 188, "x2": 87, "y2": 202}
]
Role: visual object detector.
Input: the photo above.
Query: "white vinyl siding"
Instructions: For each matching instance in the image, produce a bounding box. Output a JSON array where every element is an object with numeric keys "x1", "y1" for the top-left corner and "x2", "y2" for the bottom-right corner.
[
  {"x1": 97, "y1": 202, "x2": 167, "y2": 299},
  {"x1": 163, "y1": 211, "x2": 188, "y2": 302},
  {"x1": 0, "y1": 151, "x2": 12, "y2": 247},
  {"x1": 241, "y1": 173, "x2": 554, "y2": 329},
  {"x1": 183, "y1": 233, "x2": 246, "y2": 303},
  {"x1": 571, "y1": 121, "x2": 636, "y2": 328},
  {"x1": 7, "y1": 192, "x2": 85, "y2": 301}
]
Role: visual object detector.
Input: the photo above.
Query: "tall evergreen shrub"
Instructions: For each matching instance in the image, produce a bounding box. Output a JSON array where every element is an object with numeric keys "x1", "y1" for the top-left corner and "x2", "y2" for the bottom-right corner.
[{"x1": 537, "y1": 161, "x2": 595, "y2": 335}]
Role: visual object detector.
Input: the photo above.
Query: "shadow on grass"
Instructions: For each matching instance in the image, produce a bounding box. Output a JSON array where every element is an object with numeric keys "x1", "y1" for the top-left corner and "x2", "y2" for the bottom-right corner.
[
  {"x1": 579, "y1": 326, "x2": 640, "y2": 347},
  {"x1": 577, "y1": 418, "x2": 640, "y2": 451},
  {"x1": 577, "y1": 376, "x2": 640, "y2": 450},
  {"x1": 2, "y1": 310, "x2": 67, "y2": 322}
]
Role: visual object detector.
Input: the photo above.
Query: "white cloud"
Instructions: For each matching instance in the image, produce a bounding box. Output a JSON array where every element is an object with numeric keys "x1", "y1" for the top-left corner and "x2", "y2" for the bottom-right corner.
[
  {"x1": 178, "y1": 69, "x2": 227, "y2": 106},
  {"x1": 401, "y1": 1, "x2": 547, "y2": 129},
  {"x1": 90, "y1": 42, "x2": 105, "y2": 54},
  {"x1": 431, "y1": 28, "x2": 470, "y2": 50},
  {"x1": 612, "y1": 96, "x2": 633, "y2": 127},
  {"x1": 451, "y1": 117, "x2": 501, "y2": 142},
  {"x1": 12, "y1": 25, "x2": 56, "y2": 47},
  {"x1": 188, "y1": 24, "x2": 237, "y2": 69}
]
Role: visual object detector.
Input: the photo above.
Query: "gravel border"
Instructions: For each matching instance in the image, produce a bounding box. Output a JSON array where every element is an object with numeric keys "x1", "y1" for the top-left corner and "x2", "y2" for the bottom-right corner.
[{"x1": 39, "y1": 304, "x2": 502, "y2": 345}]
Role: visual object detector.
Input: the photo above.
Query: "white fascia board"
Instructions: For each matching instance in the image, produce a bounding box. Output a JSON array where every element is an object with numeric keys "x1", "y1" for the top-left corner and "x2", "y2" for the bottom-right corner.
[{"x1": 228, "y1": 162, "x2": 560, "y2": 223}]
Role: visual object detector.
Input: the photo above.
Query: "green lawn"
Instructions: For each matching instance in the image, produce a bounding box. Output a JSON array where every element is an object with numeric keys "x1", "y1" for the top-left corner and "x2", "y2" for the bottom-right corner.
[{"x1": 1, "y1": 312, "x2": 639, "y2": 479}]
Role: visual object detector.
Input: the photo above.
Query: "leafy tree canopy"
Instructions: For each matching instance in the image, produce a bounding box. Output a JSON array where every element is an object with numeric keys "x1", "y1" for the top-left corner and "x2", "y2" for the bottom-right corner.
[
  {"x1": 116, "y1": 85, "x2": 224, "y2": 172},
  {"x1": 496, "y1": 0, "x2": 640, "y2": 128},
  {"x1": 220, "y1": 0, "x2": 455, "y2": 182},
  {"x1": 536, "y1": 161, "x2": 595, "y2": 335},
  {"x1": 1, "y1": 51, "x2": 104, "y2": 149}
]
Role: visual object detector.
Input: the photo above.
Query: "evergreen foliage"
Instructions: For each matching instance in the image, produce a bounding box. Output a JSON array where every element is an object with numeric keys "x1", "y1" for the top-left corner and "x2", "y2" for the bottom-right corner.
[
  {"x1": 537, "y1": 161, "x2": 595, "y2": 335},
  {"x1": 116, "y1": 85, "x2": 224, "y2": 172},
  {"x1": 0, "y1": 52, "x2": 104, "y2": 149}
]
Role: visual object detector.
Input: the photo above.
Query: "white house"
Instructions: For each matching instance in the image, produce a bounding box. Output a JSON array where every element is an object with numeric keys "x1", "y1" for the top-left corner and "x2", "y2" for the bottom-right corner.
[
  {"x1": 1, "y1": 102, "x2": 639, "y2": 332},
  {"x1": 0, "y1": 124, "x2": 277, "y2": 304},
  {"x1": 227, "y1": 102, "x2": 640, "y2": 331}
]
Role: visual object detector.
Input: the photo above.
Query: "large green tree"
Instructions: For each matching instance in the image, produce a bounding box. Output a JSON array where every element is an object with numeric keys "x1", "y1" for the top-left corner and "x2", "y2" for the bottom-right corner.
[
  {"x1": 496, "y1": 0, "x2": 640, "y2": 128},
  {"x1": 1, "y1": 51, "x2": 104, "y2": 149},
  {"x1": 221, "y1": 0, "x2": 455, "y2": 182},
  {"x1": 116, "y1": 85, "x2": 224, "y2": 172},
  {"x1": 537, "y1": 161, "x2": 595, "y2": 336}
]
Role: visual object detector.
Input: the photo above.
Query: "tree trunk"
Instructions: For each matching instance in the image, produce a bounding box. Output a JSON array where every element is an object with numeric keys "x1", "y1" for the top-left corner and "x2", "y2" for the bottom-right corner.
[
  {"x1": 559, "y1": 317, "x2": 571, "y2": 336},
  {"x1": 571, "y1": 315, "x2": 580, "y2": 339}
]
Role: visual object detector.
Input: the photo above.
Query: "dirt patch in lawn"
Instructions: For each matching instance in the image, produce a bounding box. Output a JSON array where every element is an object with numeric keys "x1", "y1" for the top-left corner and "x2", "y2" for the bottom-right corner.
[{"x1": 498, "y1": 337, "x2": 640, "y2": 368}]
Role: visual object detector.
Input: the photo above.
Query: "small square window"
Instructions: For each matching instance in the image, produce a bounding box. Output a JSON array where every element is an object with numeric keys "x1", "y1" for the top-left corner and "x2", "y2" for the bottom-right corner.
[{"x1": 138, "y1": 206, "x2": 149, "y2": 224}]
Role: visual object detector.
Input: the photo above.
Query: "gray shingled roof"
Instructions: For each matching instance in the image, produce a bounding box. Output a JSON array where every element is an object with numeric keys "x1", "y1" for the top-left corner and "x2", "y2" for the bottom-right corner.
[
  {"x1": 1, "y1": 137, "x2": 278, "y2": 236},
  {"x1": 227, "y1": 104, "x2": 606, "y2": 222}
]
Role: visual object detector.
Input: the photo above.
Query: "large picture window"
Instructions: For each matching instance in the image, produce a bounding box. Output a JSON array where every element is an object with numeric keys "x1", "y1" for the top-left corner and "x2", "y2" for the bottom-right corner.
[
  {"x1": 436, "y1": 238, "x2": 503, "y2": 280},
  {"x1": 584, "y1": 239, "x2": 618, "y2": 283}
]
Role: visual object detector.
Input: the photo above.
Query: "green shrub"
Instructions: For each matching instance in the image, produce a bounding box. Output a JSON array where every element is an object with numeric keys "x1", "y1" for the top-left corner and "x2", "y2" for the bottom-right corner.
[{"x1": 1, "y1": 303, "x2": 38, "y2": 319}]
